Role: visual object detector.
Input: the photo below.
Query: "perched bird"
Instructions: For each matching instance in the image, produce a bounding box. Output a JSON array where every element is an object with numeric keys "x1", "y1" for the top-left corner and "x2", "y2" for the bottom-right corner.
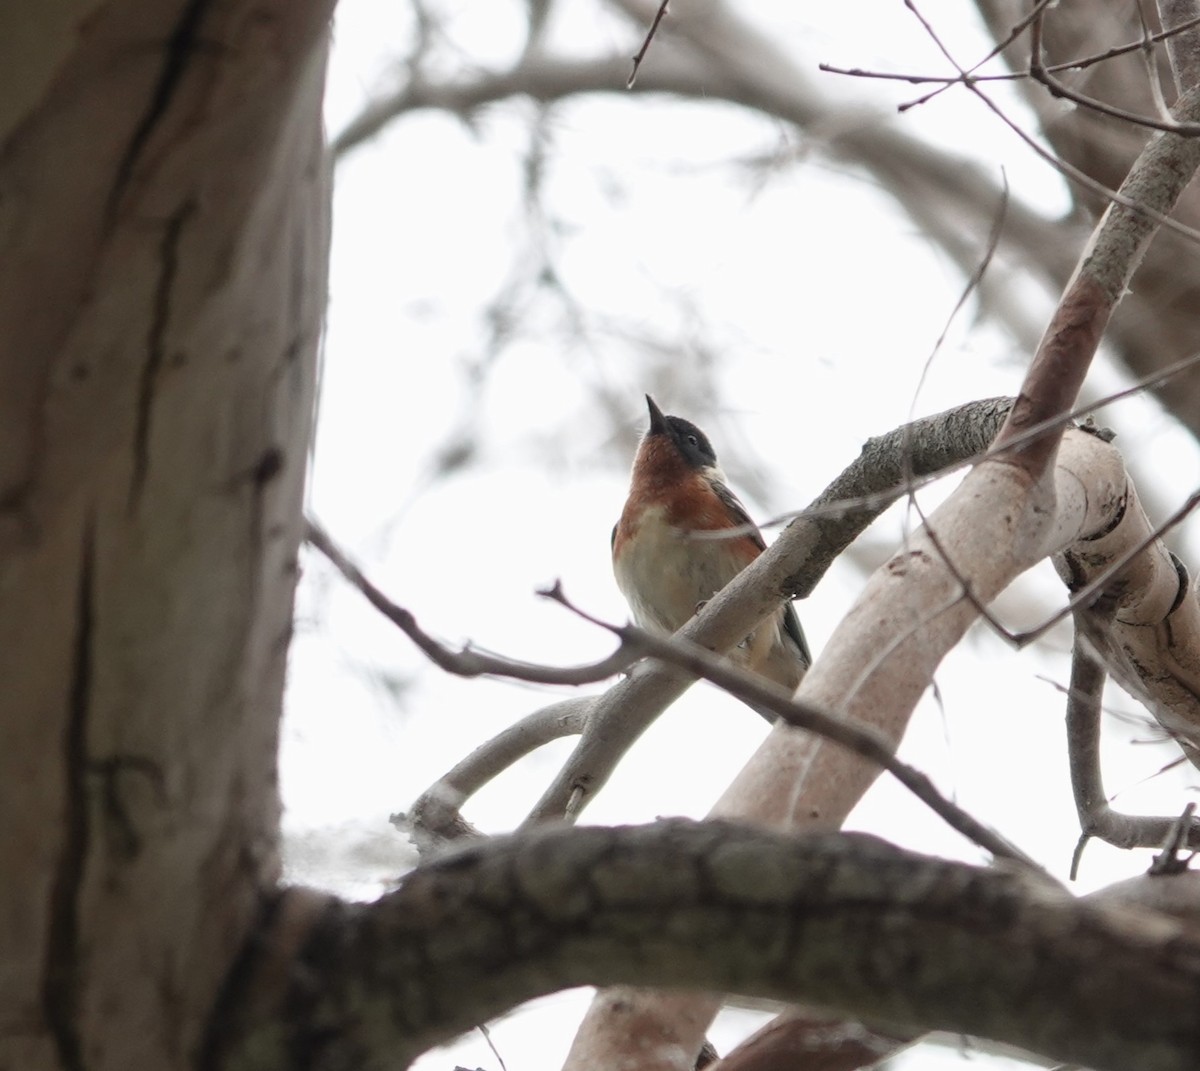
[{"x1": 611, "y1": 396, "x2": 811, "y2": 710}]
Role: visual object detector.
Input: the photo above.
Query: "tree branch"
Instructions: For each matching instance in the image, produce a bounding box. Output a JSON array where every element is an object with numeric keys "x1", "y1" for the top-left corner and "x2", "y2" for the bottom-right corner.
[
  {"x1": 399, "y1": 698, "x2": 591, "y2": 854},
  {"x1": 546, "y1": 584, "x2": 1046, "y2": 871},
  {"x1": 1065, "y1": 629, "x2": 1200, "y2": 879},
  {"x1": 995, "y1": 83, "x2": 1200, "y2": 473},
  {"x1": 304, "y1": 517, "x2": 635, "y2": 685},
  {"x1": 220, "y1": 820, "x2": 1200, "y2": 1071},
  {"x1": 1161, "y1": 0, "x2": 1200, "y2": 92}
]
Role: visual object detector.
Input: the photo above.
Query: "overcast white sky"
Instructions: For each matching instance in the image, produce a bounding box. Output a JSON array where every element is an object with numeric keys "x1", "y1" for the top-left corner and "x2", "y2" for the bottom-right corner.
[{"x1": 282, "y1": 2, "x2": 1200, "y2": 1067}]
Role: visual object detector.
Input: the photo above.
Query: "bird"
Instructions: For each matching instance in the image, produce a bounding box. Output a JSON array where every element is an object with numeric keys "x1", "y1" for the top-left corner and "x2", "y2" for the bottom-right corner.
[{"x1": 611, "y1": 395, "x2": 811, "y2": 713}]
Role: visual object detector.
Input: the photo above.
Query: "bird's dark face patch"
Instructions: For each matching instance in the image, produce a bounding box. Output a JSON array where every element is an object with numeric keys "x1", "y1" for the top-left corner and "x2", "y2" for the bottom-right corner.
[
  {"x1": 663, "y1": 416, "x2": 717, "y2": 470},
  {"x1": 644, "y1": 396, "x2": 718, "y2": 471}
]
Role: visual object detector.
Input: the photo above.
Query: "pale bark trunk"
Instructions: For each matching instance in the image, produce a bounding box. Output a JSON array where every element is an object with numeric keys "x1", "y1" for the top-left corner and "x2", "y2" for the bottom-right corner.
[{"x1": 0, "y1": 2, "x2": 332, "y2": 1067}]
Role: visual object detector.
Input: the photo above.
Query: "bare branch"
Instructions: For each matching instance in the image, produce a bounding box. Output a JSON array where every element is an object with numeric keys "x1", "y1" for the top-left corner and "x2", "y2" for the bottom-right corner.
[
  {"x1": 1161, "y1": 0, "x2": 1200, "y2": 91},
  {"x1": 399, "y1": 698, "x2": 591, "y2": 854},
  {"x1": 1020, "y1": 483, "x2": 1200, "y2": 647},
  {"x1": 971, "y1": 0, "x2": 1200, "y2": 437},
  {"x1": 543, "y1": 583, "x2": 1048, "y2": 872},
  {"x1": 1064, "y1": 633, "x2": 1200, "y2": 880},
  {"x1": 818, "y1": 12, "x2": 1200, "y2": 88},
  {"x1": 994, "y1": 83, "x2": 1200, "y2": 473},
  {"x1": 304, "y1": 517, "x2": 635, "y2": 685},
  {"x1": 627, "y1": 0, "x2": 670, "y2": 88},
  {"x1": 223, "y1": 821, "x2": 1200, "y2": 1071},
  {"x1": 331, "y1": 0, "x2": 1200, "y2": 441},
  {"x1": 1028, "y1": 11, "x2": 1200, "y2": 135}
]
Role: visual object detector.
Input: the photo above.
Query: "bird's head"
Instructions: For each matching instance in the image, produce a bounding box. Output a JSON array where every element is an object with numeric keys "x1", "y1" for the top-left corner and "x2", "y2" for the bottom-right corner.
[{"x1": 643, "y1": 394, "x2": 719, "y2": 472}]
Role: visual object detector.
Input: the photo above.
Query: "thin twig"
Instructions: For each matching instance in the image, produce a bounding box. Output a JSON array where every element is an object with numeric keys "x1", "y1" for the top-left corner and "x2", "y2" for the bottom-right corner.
[
  {"x1": 728, "y1": 352, "x2": 1200, "y2": 543},
  {"x1": 627, "y1": 0, "x2": 670, "y2": 88},
  {"x1": 902, "y1": 172, "x2": 1008, "y2": 449},
  {"x1": 970, "y1": 77, "x2": 1200, "y2": 248},
  {"x1": 890, "y1": 177, "x2": 1010, "y2": 635},
  {"x1": 1027, "y1": 10, "x2": 1200, "y2": 137},
  {"x1": 818, "y1": 12, "x2": 1200, "y2": 94},
  {"x1": 1151, "y1": 802, "x2": 1199, "y2": 874},
  {"x1": 893, "y1": 4, "x2": 1200, "y2": 254},
  {"x1": 895, "y1": 0, "x2": 1027, "y2": 109},
  {"x1": 304, "y1": 518, "x2": 636, "y2": 685}
]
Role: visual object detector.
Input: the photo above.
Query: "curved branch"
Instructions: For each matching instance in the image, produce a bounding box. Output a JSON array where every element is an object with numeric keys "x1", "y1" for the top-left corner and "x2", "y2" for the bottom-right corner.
[
  {"x1": 1066, "y1": 629, "x2": 1200, "y2": 878},
  {"x1": 220, "y1": 821, "x2": 1200, "y2": 1071},
  {"x1": 331, "y1": 43, "x2": 1079, "y2": 308},
  {"x1": 400, "y1": 698, "x2": 591, "y2": 853},
  {"x1": 304, "y1": 517, "x2": 635, "y2": 685}
]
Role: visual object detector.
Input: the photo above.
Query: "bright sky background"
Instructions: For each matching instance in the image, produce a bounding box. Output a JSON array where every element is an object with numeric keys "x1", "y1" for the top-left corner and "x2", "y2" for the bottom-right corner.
[{"x1": 282, "y1": 2, "x2": 1200, "y2": 1067}]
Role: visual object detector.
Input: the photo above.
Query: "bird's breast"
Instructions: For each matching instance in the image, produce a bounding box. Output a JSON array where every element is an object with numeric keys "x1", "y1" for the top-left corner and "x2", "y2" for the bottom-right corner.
[{"x1": 613, "y1": 504, "x2": 748, "y2": 635}]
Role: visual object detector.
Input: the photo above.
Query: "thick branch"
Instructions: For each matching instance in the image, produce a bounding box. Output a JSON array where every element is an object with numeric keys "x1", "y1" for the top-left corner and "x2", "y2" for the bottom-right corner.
[
  {"x1": 1160, "y1": 0, "x2": 1200, "y2": 94},
  {"x1": 220, "y1": 821, "x2": 1200, "y2": 1071},
  {"x1": 975, "y1": 0, "x2": 1200, "y2": 437},
  {"x1": 995, "y1": 87, "x2": 1200, "y2": 473},
  {"x1": 1054, "y1": 475, "x2": 1200, "y2": 761}
]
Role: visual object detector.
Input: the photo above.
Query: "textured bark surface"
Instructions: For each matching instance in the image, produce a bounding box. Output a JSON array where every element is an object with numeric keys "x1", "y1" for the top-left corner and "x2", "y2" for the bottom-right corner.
[
  {"x1": 219, "y1": 821, "x2": 1200, "y2": 1071},
  {"x1": 0, "y1": 1, "x2": 332, "y2": 1068}
]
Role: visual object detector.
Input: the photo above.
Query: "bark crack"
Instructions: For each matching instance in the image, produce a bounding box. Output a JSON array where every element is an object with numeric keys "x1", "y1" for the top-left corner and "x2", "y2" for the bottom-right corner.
[
  {"x1": 109, "y1": 0, "x2": 215, "y2": 212},
  {"x1": 129, "y1": 203, "x2": 193, "y2": 510},
  {"x1": 42, "y1": 517, "x2": 96, "y2": 1071}
]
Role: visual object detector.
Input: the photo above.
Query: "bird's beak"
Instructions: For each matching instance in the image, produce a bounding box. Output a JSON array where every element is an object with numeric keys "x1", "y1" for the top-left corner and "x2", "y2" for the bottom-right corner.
[{"x1": 645, "y1": 394, "x2": 668, "y2": 435}]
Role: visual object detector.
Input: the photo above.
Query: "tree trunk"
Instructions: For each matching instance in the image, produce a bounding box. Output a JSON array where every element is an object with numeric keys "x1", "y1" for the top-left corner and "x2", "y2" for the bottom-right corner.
[{"x1": 0, "y1": 2, "x2": 332, "y2": 1067}]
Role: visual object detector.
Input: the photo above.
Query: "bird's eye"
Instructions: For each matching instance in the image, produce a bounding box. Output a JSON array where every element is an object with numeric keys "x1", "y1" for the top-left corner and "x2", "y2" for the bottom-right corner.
[{"x1": 687, "y1": 434, "x2": 699, "y2": 447}]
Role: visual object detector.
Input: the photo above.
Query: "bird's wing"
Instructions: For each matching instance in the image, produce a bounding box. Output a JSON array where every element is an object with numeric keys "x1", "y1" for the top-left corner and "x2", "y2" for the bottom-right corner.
[
  {"x1": 710, "y1": 477, "x2": 812, "y2": 669},
  {"x1": 707, "y1": 478, "x2": 767, "y2": 553},
  {"x1": 781, "y1": 600, "x2": 812, "y2": 669}
]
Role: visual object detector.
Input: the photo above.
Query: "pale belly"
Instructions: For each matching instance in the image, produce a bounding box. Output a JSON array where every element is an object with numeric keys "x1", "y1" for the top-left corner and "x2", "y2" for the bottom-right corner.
[{"x1": 614, "y1": 507, "x2": 780, "y2": 673}]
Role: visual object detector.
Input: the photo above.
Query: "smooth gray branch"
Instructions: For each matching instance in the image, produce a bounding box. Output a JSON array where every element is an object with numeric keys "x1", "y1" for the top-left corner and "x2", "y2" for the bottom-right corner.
[
  {"x1": 399, "y1": 698, "x2": 591, "y2": 854},
  {"x1": 1065, "y1": 631, "x2": 1200, "y2": 878}
]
